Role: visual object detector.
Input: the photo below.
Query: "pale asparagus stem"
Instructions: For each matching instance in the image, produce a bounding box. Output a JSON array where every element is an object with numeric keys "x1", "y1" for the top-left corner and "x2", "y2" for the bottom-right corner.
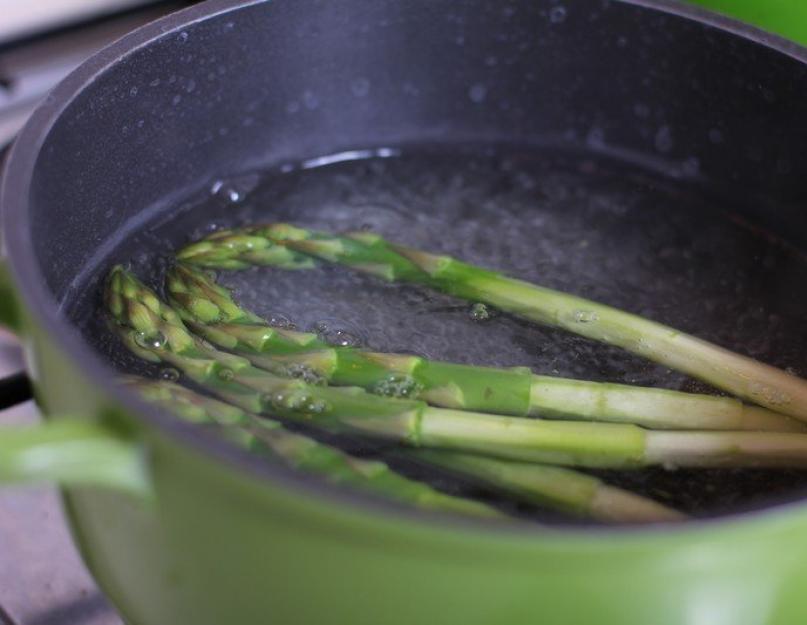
[
  {"x1": 177, "y1": 224, "x2": 807, "y2": 421},
  {"x1": 127, "y1": 376, "x2": 682, "y2": 522},
  {"x1": 411, "y1": 450, "x2": 686, "y2": 523},
  {"x1": 166, "y1": 263, "x2": 804, "y2": 433},
  {"x1": 107, "y1": 267, "x2": 807, "y2": 469},
  {"x1": 122, "y1": 376, "x2": 502, "y2": 519}
]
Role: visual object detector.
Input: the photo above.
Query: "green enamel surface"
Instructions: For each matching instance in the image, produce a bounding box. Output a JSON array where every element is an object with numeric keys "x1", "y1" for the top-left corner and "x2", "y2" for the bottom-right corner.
[{"x1": 688, "y1": 0, "x2": 807, "y2": 44}]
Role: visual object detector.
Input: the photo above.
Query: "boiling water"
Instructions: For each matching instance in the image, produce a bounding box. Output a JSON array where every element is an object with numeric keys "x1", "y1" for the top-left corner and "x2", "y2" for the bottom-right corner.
[{"x1": 73, "y1": 145, "x2": 807, "y2": 523}]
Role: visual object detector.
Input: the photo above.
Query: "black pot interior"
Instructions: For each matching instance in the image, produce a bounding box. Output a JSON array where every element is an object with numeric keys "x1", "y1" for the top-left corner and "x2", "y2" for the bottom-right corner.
[{"x1": 12, "y1": 0, "x2": 807, "y2": 522}]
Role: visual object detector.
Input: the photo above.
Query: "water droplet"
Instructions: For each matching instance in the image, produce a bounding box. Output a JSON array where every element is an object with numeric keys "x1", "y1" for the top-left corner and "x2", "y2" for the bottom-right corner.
[
  {"x1": 129, "y1": 86, "x2": 139, "y2": 97},
  {"x1": 302, "y1": 90, "x2": 319, "y2": 110},
  {"x1": 186, "y1": 79, "x2": 196, "y2": 93},
  {"x1": 373, "y1": 375, "x2": 423, "y2": 399},
  {"x1": 217, "y1": 368, "x2": 234, "y2": 381},
  {"x1": 134, "y1": 331, "x2": 166, "y2": 350},
  {"x1": 708, "y1": 128, "x2": 724, "y2": 144},
  {"x1": 350, "y1": 77, "x2": 370, "y2": 97},
  {"x1": 484, "y1": 55, "x2": 498, "y2": 67},
  {"x1": 455, "y1": 35, "x2": 466, "y2": 45},
  {"x1": 549, "y1": 6, "x2": 567, "y2": 23},
  {"x1": 468, "y1": 83, "x2": 487, "y2": 103},
  {"x1": 469, "y1": 302, "x2": 492, "y2": 321},
  {"x1": 662, "y1": 461, "x2": 679, "y2": 471},
  {"x1": 149, "y1": 78, "x2": 161, "y2": 87},
  {"x1": 786, "y1": 367, "x2": 800, "y2": 376},
  {"x1": 172, "y1": 94, "x2": 182, "y2": 105},
  {"x1": 177, "y1": 31, "x2": 189, "y2": 43},
  {"x1": 681, "y1": 157, "x2": 700, "y2": 177},
  {"x1": 160, "y1": 367, "x2": 180, "y2": 382},
  {"x1": 586, "y1": 127, "x2": 605, "y2": 149},
  {"x1": 286, "y1": 100, "x2": 300, "y2": 114},
  {"x1": 573, "y1": 310, "x2": 599, "y2": 323},
  {"x1": 654, "y1": 125, "x2": 673, "y2": 153}
]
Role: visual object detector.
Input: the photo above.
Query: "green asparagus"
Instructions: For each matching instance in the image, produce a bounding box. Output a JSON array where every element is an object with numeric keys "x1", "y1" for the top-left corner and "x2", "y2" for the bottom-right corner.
[
  {"x1": 123, "y1": 376, "x2": 501, "y2": 518},
  {"x1": 127, "y1": 376, "x2": 684, "y2": 522},
  {"x1": 166, "y1": 262, "x2": 804, "y2": 432},
  {"x1": 178, "y1": 224, "x2": 807, "y2": 421},
  {"x1": 106, "y1": 266, "x2": 807, "y2": 469}
]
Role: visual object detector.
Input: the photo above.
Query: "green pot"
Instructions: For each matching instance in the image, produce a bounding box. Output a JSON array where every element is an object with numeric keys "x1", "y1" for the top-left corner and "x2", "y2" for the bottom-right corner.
[
  {"x1": 2, "y1": 1, "x2": 807, "y2": 623},
  {"x1": 688, "y1": 0, "x2": 807, "y2": 44}
]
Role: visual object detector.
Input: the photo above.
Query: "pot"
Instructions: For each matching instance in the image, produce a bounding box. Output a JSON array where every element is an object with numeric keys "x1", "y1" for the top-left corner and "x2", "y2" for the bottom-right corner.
[{"x1": 2, "y1": 1, "x2": 807, "y2": 623}]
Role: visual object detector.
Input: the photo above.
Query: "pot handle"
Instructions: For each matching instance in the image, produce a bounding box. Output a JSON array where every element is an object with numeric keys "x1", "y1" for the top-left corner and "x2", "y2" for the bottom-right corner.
[
  {"x1": 0, "y1": 244, "x2": 148, "y2": 496},
  {"x1": 0, "y1": 417, "x2": 151, "y2": 496}
]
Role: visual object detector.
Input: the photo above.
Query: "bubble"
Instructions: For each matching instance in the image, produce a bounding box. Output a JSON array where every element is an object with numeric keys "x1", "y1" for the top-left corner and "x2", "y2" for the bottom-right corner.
[
  {"x1": 267, "y1": 313, "x2": 295, "y2": 329},
  {"x1": 373, "y1": 374, "x2": 423, "y2": 399},
  {"x1": 313, "y1": 321, "x2": 363, "y2": 347},
  {"x1": 268, "y1": 391, "x2": 330, "y2": 415},
  {"x1": 217, "y1": 368, "x2": 234, "y2": 381},
  {"x1": 134, "y1": 330, "x2": 166, "y2": 350},
  {"x1": 549, "y1": 6, "x2": 567, "y2": 23},
  {"x1": 468, "y1": 83, "x2": 487, "y2": 103},
  {"x1": 573, "y1": 310, "x2": 599, "y2": 323},
  {"x1": 469, "y1": 302, "x2": 492, "y2": 321},
  {"x1": 160, "y1": 367, "x2": 180, "y2": 382},
  {"x1": 285, "y1": 363, "x2": 326, "y2": 386},
  {"x1": 327, "y1": 329, "x2": 362, "y2": 347},
  {"x1": 350, "y1": 77, "x2": 370, "y2": 97},
  {"x1": 210, "y1": 174, "x2": 260, "y2": 203}
]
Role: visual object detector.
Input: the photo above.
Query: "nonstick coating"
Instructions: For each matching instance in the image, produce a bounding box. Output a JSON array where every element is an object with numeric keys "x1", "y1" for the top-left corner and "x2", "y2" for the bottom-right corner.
[{"x1": 5, "y1": 0, "x2": 807, "y2": 520}]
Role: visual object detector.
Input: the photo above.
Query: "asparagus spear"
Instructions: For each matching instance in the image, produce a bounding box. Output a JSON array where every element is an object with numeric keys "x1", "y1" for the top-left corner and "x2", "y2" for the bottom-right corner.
[
  {"x1": 122, "y1": 376, "x2": 501, "y2": 518},
  {"x1": 410, "y1": 450, "x2": 685, "y2": 523},
  {"x1": 178, "y1": 224, "x2": 807, "y2": 422},
  {"x1": 166, "y1": 262, "x2": 804, "y2": 433},
  {"x1": 127, "y1": 376, "x2": 684, "y2": 522},
  {"x1": 106, "y1": 266, "x2": 807, "y2": 469}
]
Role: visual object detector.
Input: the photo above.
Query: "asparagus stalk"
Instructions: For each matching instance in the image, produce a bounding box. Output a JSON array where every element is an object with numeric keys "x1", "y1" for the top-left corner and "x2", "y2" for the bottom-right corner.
[
  {"x1": 411, "y1": 450, "x2": 685, "y2": 523},
  {"x1": 128, "y1": 376, "x2": 684, "y2": 522},
  {"x1": 165, "y1": 262, "x2": 804, "y2": 433},
  {"x1": 178, "y1": 224, "x2": 807, "y2": 422},
  {"x1": 106, "y1": 266, "x2": 807, "y2": 469},
  {"x1": 122, "y1": 376, "x2": 501, "y2": 518}
]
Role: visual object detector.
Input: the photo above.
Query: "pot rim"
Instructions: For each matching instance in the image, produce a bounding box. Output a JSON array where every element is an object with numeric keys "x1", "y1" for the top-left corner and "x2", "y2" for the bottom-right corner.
[{"x1": 3, "y1": 0, "x2": 807, "y2": 541}]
